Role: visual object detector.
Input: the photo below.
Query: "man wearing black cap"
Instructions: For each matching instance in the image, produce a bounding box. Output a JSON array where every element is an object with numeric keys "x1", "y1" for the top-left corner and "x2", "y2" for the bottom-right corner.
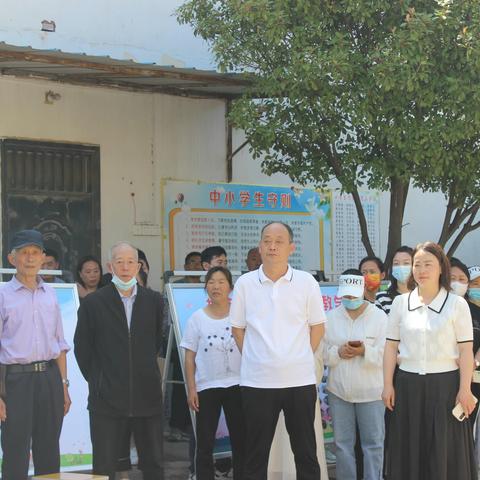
[{"x1": 0, "y1": 229, "x2": 71, "y2": 478}]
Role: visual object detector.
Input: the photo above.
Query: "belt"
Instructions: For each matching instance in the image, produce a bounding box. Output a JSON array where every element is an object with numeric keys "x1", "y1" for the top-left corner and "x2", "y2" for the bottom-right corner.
[{"x1": 5, "y1": 360, "x2": 55, "y2": 374}]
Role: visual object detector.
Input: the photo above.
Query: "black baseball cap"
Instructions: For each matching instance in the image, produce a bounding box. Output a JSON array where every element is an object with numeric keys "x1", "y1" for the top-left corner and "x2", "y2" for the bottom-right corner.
[{"x1": 10, "y1": 230, "x2": 44, "y2": 251}]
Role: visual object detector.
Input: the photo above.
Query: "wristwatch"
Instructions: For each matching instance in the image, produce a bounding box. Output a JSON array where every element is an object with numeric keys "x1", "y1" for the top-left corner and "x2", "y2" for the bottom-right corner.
[{"x1": 62, "y1": 378, "x2": 70, "y2": 387}]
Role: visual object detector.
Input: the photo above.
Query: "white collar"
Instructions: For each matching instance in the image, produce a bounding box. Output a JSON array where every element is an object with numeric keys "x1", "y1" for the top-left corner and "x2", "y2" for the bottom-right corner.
[
  {"x1": 408, "y1": 287, "x2": 449, "y2": 313},
  {"x1": 258, "y1": 264, "x2": 293, "y2": 284}
]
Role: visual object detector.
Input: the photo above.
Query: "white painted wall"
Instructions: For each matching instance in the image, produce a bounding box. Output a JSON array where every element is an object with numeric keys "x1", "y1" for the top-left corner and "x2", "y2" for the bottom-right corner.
[
  {"x1": 1, "y1": 73, "x2": 478, "y2": 289},
  {"x1": 0, "y1": 75, "x2": 227, "y2": 288},
  {"x1": 0, "y1": 0, "x2": 213, "y2": 69},
  {"x1": 231, "y1": 130, "x2": 480, "y2": 268}
]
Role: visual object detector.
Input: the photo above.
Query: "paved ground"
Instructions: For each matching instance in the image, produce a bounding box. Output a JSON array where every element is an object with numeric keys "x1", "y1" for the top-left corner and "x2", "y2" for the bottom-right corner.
[
  {"x1": 163, "y1": 435, "x2": 191, "y2": 480},
  {"x1": 70, "y1": 435, "x2": 337, "y2": 479},
  {"x1": 127, "y1": 437, "x2": 337, "y2": 479}
]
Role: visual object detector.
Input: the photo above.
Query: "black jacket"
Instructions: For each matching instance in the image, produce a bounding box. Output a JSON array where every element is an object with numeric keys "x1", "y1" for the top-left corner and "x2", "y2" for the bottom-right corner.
[{"x1": 74, "y1": 283, "x2": 164, "y2": 417}]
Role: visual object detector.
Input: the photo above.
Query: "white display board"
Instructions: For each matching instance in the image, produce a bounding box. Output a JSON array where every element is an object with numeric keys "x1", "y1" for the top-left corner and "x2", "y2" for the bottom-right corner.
[
  {"x1": 171, "y1": 211, "x2": 320, "y2": 271},
  {"x1": 332, "y1": 191, "x2": 381, "y2": 274}
]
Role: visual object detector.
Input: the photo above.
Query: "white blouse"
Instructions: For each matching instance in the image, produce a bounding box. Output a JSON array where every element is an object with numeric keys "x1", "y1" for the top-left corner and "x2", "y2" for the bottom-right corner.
[
  {"x1": 323, "y1": 302, "x2": 387, "y2": 403},
  {"x1": 386, "y1": 287, "x2": 473, "y2": 374},
  {"x1": 180, "y1": 309, "x2": 241, "y2": 392}
]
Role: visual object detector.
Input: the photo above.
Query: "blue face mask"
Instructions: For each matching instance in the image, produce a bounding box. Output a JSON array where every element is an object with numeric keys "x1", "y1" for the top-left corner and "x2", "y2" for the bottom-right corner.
[
  {"x1": 468, "y1": 288, "x2": 480, "y2": 301},
  {"x1": 112, "y1": 274, "x2": 137, "y2": 291},
  {"x1": 342, "y1": 297, "x2": 364, "y2": 310},
  {"x1": 392, "y1": 265, "x2": 411, "y2": 284}
]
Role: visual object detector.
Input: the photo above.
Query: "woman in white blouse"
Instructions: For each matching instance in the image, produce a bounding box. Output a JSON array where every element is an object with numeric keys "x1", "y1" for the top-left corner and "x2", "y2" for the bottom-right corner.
[
  {"x1": 181, "y1": 266, "x2": 244, "y2": 480},
  {"x1": 324, "y1": 269, "x2": 387, "y2": 480},
  {"x1": 382, "y1": 242, "x2": 476, "y2": 480}
]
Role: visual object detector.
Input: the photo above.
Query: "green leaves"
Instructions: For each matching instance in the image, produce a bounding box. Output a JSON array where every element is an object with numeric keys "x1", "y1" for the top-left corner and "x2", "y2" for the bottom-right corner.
[{"x1": 178, "y1": 0, "x2": 480, "y2": 238}]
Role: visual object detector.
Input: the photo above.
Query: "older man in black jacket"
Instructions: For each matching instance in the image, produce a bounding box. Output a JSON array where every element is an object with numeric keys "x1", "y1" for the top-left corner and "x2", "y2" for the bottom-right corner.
[{"x1": 74, "y1": 241, "x2": 164, "y2": 480}]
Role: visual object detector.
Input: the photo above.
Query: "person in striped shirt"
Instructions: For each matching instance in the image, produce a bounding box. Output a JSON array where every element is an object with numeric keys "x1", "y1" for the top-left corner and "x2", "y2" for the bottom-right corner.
[{"x1": 375, "y1": 246, "x2": 413, "y2": 315}]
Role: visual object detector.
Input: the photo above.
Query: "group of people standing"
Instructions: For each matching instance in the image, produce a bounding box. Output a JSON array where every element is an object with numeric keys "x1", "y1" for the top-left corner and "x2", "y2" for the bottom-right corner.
[
  {"x1": 323, "y1": 244, "x2": 480, "y2": 480},
  {"x1": 1, "y1": 223, "x2": 479, "y2": 480},
  {"x1": 182, "y1": 222, "x2": 327, "y2": 480},
  {"x1": 183, "y1": 227, "x2": 480, "y2": 480},
  {"x1": 0, "y1": 230, "x2": 163, "y2": 480}
]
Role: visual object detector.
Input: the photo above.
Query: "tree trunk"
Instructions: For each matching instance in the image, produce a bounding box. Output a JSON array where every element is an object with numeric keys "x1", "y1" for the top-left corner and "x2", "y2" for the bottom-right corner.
[
  {"x1": 350, "y1": 188, "x2": 376, "y2": 257},
  {"x1": 384, "y1": 177, "x2": 410, "y2": 269}
]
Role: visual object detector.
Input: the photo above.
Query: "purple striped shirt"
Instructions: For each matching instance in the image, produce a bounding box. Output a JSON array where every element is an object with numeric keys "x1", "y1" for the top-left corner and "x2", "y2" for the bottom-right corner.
[{"x1": 0, "y1": 276, "x2": 70, "y2": 364}]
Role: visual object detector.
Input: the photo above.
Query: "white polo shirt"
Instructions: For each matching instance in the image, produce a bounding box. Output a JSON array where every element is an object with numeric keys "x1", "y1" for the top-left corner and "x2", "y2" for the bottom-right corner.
[
  {"x1": 324, "y1": 302, "x2": 387, "y2": 402},
  {"x1": 230, "y1": 265, "x2": 326, "y2": 388},
  {"x1": 386, "y1": 287, "x2": 473, "y2": 375}
]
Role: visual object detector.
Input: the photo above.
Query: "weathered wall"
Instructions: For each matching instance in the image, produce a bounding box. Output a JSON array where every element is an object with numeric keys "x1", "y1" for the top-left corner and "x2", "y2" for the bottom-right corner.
[{"x1": 0, "y1": 75, "x2": 227, "y2": 288}]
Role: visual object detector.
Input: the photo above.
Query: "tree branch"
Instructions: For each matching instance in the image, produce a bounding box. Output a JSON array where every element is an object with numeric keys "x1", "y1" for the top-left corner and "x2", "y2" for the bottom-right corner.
[
  {"x1": 438, "y1": 182, "x2": 457, "y2": 246},
  {"x1": 318, "y1": 141, "x2": 375, "y2": 256},
  {"x1": 447, "y1": 205, "x2": 480, "y2": 257}
]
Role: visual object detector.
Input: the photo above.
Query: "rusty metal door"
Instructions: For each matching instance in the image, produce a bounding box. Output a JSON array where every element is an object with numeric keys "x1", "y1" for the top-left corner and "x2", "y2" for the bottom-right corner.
[{"x1": 1, "y1": 139, "x2": 101, "y2": 277}]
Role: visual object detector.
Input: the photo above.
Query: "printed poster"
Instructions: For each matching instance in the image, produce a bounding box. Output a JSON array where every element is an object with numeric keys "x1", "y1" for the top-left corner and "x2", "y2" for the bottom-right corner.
[{"x1": 162, "y1": 180, "x2": 332, "y2": 274}]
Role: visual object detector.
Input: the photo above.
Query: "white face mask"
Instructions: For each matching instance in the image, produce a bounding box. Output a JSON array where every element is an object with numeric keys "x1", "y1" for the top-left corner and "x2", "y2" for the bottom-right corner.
[{"x1": 450, "y1": 281, "x2": 468, "y2": 297}]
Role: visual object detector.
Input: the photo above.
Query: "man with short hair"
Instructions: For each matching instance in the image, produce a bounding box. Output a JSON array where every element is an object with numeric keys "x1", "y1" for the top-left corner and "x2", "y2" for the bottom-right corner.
[
  {"x1": 174, "y1": 251, "x2": 202, "y2": 284},
  {"x1": 201, "y1": 246, "x2": 227, "y2": 270},
  {"x1": 231, "y1": 221, "x2": 326, "y2": 480},
  {"x1": 245, "y1": 247, "x2": 262, "y2": 272},
  {"x1": 0, "y1": 229, "x2": 71, "y2": 478},
  {"x1": 74, "y1": 242, "x2": 164, "y2": 480},
  {"x1": 41, "y1": 248, "x2": 65, "y2": 283}
]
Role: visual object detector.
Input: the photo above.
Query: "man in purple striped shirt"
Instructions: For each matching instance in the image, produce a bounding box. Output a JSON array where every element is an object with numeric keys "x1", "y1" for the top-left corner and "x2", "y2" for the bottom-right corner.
[{"x1": 0, "y1": 229, "x2": 71, "y2": 479}]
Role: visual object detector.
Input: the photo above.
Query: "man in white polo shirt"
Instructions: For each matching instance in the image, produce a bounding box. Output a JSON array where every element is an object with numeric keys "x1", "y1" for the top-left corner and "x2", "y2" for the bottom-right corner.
[{"x1": 230, "y1": 221, "x2": 326, "y2": 480}]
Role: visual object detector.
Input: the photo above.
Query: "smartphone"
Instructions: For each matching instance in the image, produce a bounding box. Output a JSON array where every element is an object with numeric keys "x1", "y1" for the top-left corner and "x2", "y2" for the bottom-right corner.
[
  {"x1": 348, "y1": 340, "x2": 362, "y2": 347},
  {"x1": 452, "y1": 402, "x2": 467, "y2": 421},
  {"x1": 452, "y1": 396, "x2": 478, "y2": 421}
]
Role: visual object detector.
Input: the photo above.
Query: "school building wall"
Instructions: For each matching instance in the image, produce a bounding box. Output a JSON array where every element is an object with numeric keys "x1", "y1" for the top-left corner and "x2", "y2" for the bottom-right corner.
[{"x1": 0, "y1": 75, "x2": 228, "y2": 289}]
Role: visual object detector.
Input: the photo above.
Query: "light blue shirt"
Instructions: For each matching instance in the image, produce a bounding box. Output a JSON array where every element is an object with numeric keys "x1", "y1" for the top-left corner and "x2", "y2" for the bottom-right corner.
[{"x1": 117, "y1": 284, "x2": 137, "y2": 330}]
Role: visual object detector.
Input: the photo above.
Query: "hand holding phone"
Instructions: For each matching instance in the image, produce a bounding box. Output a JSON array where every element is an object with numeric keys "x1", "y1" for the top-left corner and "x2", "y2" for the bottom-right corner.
[
  {"x1": 452, "y1": 395, "x2": 478, "y2": 421},
  {"x1": 452, "y1": 402, "x2": 467, "y2": 421}
]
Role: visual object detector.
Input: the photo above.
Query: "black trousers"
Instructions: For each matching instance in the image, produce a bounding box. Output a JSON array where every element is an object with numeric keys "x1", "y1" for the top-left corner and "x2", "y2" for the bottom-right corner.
[
  {"x1": 90, "y1": 412, "x2": 163, "y2": 480},
  {"x1": 241, "y1": 384, "x2": 320, "y2": 480},
  {"x1": 1, "y1": 362, "x2": 64, "y2": 480},
  {"x1": 117, "y1": 424, "x2": 133, "y2": 471},
  {"x1": 196, "y1": 385, "x2": 245, "y2": 480},
  {"x1": 170, "y1": 345, "x2": 191, "y2": 432}
]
